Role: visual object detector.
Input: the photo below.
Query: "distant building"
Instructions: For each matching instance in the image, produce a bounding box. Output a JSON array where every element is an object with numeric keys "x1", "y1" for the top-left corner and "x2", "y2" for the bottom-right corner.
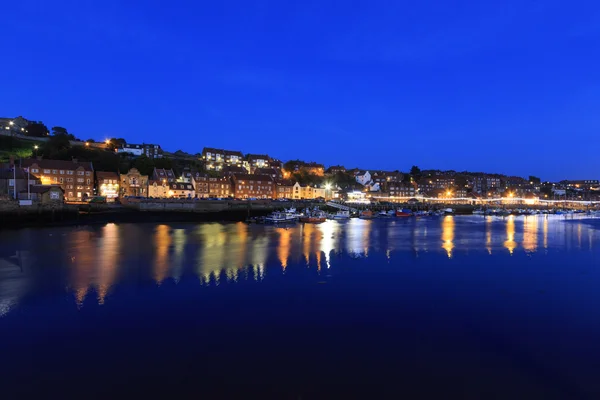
[
  {"x1": 22, "y1": 158, "x2": 94, "y2": 201},
  {"x1": 253, "y1": 167, "x2": 282, "y2": 180},
  {"x1": 221, "y1": 165, "x2": 247, "y2": 176},
  {"x1": 117, "y1": 143, "x2": 163, "y2": 158},
  {"x1": 95, "y1": 171, "x2": 120, "y2": 201},
  {"x1": 246, "y1": 154, "x2": 271, "y2": 171},
  {"x1": 355, "y1": 170, "x2": 372, "y2": 186},
  {"x1": 326, "y1": 165, "x2": 346, "y2": 175},
  {"x1": 202, "y1": 147, "x2": 244, "y2": 170},
  {"x1": 231, "y1": 174, "x2": 274, "y2": 199},
  {"x1": 0, "y1": 116, "x2": 34, "y2": 135},
  {"x1": 561, "y1": 180, "x2": 600, "y2": 190},
  {"x1": 473, "y1": 175, "x2": 501, "y2": 194},
  {"x1": 120, "y1": 168, "x2": 148, "y2": 197},
  {"x1": 152, "y1": 167, "x2": 176, "y2": 183},
  {"x1": 389, "y1": 183, "x2": 415, "y2": 198}
]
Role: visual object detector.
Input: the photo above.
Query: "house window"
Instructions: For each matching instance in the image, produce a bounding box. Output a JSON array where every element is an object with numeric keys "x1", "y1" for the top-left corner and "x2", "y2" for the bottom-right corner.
[
  {"x1": 43, "y1": 169, "x2": 51, "y2": 174},
  {"x1": 77, "y1": 178, "x2": 84, "y2": 183},
  {"x1": 8, "y1": 179, "x2": 14, "y2": 187},
  {"x1": 67, "y1": 178, "x2": 73, "y2": 182},
  {"x1": 77, "y1": 192, "x2": 82, "y2": 198},
  {"x1": 59, "y1": 170, "x2": 64, "y2": 175},
  {"x1": 68, "y1": 192, "x2": 73, "y2": 198},
  {"x1": 86, "y1": 179, "x2": 90, "y2": 185},
  {"x1": 52, "y1": 170, "x2": 58, "y2": 174},
  {"x1": 77, "y1": 171, "x2": 84, "y2": 176},
  {"x1": 31, "y1": 168, "x2": 39, "y2": 173},
  {"x1": 85, "y1": 171, "x2": 91, "y2": 176},
  {"x1": 53, "y1": 177, "x2": 58, "y2": 183},
  {"x1": 67, "y1": 171, "x2": 74, "y2": 175}
]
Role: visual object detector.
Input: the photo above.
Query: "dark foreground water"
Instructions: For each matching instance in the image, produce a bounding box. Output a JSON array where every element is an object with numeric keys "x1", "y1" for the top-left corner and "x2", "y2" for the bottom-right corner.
[{"x1": 1, "y1": 216, "x2": 600, "y2": 399}]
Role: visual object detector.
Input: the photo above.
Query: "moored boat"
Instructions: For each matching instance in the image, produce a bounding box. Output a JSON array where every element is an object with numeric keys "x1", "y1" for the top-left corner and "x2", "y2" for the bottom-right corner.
[
  {"x1": 299, "y1": 208, "x2": 327, "y2": 223},
  {"x1": 265, "y1": 211, "x2": 297, "y2": 224},
  {"x1": 329, "y1": 210, "x2": 350, "y2": 220},
  {"x1": 396, "y1": 208, "x2": 412, "y2": 217},
  {"x1": 359, "y1": 210, "x2": 375, "y2": 219}
]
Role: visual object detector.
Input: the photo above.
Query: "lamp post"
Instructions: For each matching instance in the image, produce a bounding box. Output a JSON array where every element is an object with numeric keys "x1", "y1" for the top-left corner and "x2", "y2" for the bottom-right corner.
[{"x1": 34, "y1": 145, "x2": 38, "y2": 157}]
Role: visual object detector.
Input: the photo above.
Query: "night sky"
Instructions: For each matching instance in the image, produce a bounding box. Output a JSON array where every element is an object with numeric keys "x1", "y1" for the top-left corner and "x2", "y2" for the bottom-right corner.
[{"x1": 4, "y1": 1, "x2": 600, "y2": 180}]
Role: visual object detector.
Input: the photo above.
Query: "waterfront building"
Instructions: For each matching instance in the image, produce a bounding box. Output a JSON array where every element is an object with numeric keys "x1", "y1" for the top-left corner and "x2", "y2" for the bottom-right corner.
[
  {"x1": 389, "y1": 183, "x2": 415, "y2": 198},
  {"x1": 231, "y1": 174, "x2": 274, "y2": 199},
  {"x1": 95, "y1": 171, "x2": 120, "y2": 201},
  {"x1": 275, "y1": 179, "x2": 295, "y2": 199},
  {"x1": 19, "y1": 185, "x2": 64, "y2": 203},
  {"x1": 148, "y1": 180, "x2": 169, "y2": 198},
  {"x1": 292, "y1": 183, "x2": 326, "y2": 200},
  {"x1": 166, "y1": 182, "x2": 195, "y2": 198},
  {"x1": 0, "y1": 163, "x2": 40, "y2": 199},
  {"x1": 120, "y1": 168, "x2": 148, "y2": 197},
  {"x1": 22, "y1": 158, "x2": 94, "y2": 201}
]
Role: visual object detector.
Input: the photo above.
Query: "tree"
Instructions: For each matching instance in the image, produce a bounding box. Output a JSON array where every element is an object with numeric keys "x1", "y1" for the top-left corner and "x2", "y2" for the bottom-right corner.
[
  {"x1": 133, "y1": 154, "x2": 155, "y2": 176},
  {"x1": 410, "y1": 165, "x2": 421, "y2": 177},
  {"x1": 51, "y1": 126, "x2": 68, "y2": 136},
  {"x1": 154, "y1": 157, "x2": 173, "y2": 170},
  {"x1": 529, "y1": 176, "x2": 541, "y2": 184},
  {"x1": 106, "y1": 137, "x2": 126, "y2": 151},
  {"x1": 87, "y1": 138, "x2": 95, "y2": 143},
  {"x1": 44, "y1": 133, "x2": 72, "y2": 154},
  {"x1": 25, "y1": 123, "x2": 49, "y2": 137}
]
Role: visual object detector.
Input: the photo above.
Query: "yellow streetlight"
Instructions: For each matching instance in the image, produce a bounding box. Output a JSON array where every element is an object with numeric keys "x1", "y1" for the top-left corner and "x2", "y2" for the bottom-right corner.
[{"x1": 9, "y1": 121, "x2": 13, "y2": 126}]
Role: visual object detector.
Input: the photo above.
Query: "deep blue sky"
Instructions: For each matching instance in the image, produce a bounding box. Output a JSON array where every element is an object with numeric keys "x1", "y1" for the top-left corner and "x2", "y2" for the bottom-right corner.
[{"x1": 3, "y1": 1, "x2": 600, "y2": 180}]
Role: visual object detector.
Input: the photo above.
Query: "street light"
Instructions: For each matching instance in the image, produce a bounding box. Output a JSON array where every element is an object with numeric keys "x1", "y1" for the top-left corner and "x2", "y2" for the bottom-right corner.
[
  {"x1": 34, "y1": 145, "x2": 38, "y2": 157},
  {"x1": 9, "y1": 121, "x2": 13, "y2": 126}
]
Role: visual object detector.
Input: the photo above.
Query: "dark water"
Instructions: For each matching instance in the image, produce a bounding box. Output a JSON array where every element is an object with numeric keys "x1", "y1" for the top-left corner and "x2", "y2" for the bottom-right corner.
[{"x1": 1, "y1": 216, "x2": 600, "y2": 399}]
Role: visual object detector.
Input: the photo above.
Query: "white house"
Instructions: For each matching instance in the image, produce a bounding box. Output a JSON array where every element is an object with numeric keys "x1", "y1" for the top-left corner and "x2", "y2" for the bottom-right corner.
[{"x1": 355, "y1": 170, "x2": 371, "y2": 186}]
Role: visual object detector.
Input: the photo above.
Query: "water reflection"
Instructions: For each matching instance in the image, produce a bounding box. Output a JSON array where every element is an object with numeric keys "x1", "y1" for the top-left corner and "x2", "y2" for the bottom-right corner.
[
  {"x1": 97, "y1": 224, "x2": 120, "y2": 304},
  {"x1": 522, "y1": 216, "x2": 538, "y2": 252},
  {"x1": 277, "y1": 227, "x2": 291, "y2": 270},
  {"x1": 2, "y1": 215, "x2": 600, "y2": 311},
  {"x1": 441, "y1": 216, "x2": 455, "y2": 258},
  {"x1": 504, "y1": 216, "x2": 517, "y2": 255},
  {"x1": 154, "y1": 225, "x2": 171, "y2": 285},
  {"x1": 485, "y1": 216, "x2": 493, "y2": 255}
]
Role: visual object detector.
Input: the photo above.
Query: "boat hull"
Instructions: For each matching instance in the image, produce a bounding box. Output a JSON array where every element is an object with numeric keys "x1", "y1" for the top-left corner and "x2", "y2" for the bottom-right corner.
[{"x1": 300, "y1": 217, "x2": 326, "y2": 223}]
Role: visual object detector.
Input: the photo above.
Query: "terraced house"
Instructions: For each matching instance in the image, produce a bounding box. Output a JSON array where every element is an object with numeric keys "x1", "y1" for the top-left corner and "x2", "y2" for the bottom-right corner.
[{"x1": 22, "y1": 158, "x2": 94, "y2": 201}]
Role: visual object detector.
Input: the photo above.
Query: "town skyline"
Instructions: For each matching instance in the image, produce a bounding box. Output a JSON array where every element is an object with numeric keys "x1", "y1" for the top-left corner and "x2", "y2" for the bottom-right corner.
[{"x1": 1, "y1": 113, "x2": 598, "y2": 184}]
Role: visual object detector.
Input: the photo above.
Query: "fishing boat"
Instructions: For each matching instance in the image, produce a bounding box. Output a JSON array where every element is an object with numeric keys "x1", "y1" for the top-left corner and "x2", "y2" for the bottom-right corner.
[
  {"x1": 329, "y1": 210, "x2": 350, "y2": 220},
  {"x1": 444, "y1": 208, "x2": 454, "y2": 215},
  {"x1": 414, "y1": 210, "x2": 429, "y2": 217},
  {"x1": 265, "y1": 211, "x2": 297, "y2": 224},
  {"x1": 359, "y1": 210, "x2": 375, "y2": 219},
  {"x1": 300, "y1": 208, "x2": 327, "y2": 223},
  {"x1": 395, "y1": 208, "x2": 412, "y2": 217},
  {"x1": 378, "y1": 210, "x2": 392, "y2": 218},
  {"x1": 473, "y1": 209, "x2": 485, "y2": 215}
]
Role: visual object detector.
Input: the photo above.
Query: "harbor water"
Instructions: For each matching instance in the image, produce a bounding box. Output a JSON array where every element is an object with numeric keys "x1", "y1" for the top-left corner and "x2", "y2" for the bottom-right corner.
[{"x1": 1, "y1": 215, "x2": 600, "y2": 398}]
